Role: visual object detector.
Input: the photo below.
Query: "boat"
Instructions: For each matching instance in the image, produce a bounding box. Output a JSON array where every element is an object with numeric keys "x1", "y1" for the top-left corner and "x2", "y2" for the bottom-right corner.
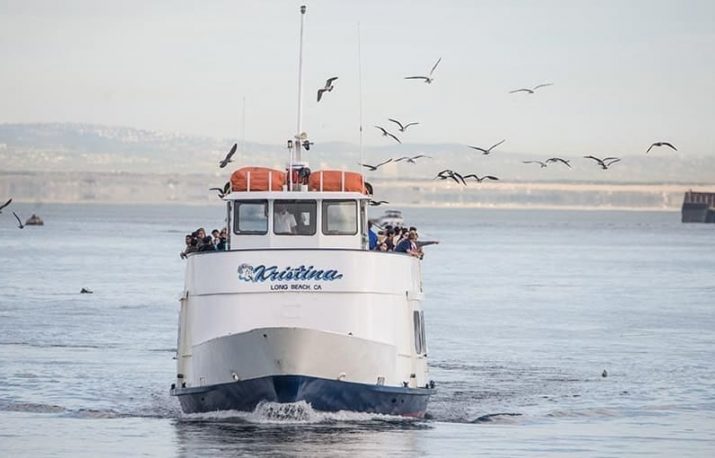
[
  {"x1": 682, "y1": 190, "x2": 715, "y2": 223},
  {"x1": 24, "y1": 214, "x2": 44, "y2": 226},
  {"x1": 169, "y1": 5, "x2": 434, "y2": 417},
  {"x1": 372, "y1": 209, "x2": 405, "y2": 228}
]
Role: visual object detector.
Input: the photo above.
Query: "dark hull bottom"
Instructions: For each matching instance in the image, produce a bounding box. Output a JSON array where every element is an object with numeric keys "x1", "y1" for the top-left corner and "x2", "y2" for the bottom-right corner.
[{"x1": 171, "y1": 375, "x2": 434, "y2": 418}]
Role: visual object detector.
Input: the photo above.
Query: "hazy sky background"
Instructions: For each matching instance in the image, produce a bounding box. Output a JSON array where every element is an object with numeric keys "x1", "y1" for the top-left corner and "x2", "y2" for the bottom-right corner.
[{"x1": 1, "y1": 0, "x2": 714, "y2": 156}]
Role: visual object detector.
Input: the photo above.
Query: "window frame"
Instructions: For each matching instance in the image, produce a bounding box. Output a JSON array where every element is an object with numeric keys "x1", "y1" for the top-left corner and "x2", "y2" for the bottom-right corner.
[
  {"x1": 273, "y1": 199, "x2": 317, "y2": 236},
  {"x1": 233, "y1": 199, "x2": 269, "y2": 235},
  {"x1": 321, "y1": 199, "x2": 358, "y2": 236}
]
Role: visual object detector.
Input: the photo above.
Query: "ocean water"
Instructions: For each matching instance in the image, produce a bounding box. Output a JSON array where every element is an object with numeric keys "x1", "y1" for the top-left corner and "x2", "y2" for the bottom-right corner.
[{"x1": 1, "y1": 203, "x2": 714, "y2": 457}]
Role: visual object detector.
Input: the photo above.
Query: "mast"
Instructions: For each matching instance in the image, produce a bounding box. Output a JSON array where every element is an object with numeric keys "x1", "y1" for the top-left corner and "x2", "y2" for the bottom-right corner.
[{"x1": 295, "y1": 4, "x2": 307, "y2": 163}]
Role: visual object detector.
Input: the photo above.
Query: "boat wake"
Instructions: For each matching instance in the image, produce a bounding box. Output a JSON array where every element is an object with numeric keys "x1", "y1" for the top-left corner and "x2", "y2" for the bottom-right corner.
[{"x1": 181, "y1": 401, "x2": 415, "y2": 425}]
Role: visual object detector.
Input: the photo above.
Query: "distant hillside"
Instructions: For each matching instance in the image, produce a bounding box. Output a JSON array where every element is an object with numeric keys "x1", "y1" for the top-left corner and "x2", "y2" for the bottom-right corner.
[{"x1": 1, "y1": 123, "x2": 713, "y2": 184}]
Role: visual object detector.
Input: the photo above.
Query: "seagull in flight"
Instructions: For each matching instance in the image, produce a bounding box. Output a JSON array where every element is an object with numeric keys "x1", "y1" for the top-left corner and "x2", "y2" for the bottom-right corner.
[
  {"x1": 219, "y1": 143, "x2": 237, "y2": 168},
  {"x1": 434, "y1": 169, "x2": 466, "y2": 185},
  {"x1": 0, "y1": 198, "x2": 11, "y2": 214},
  {"x1": 395, "y1": 154, "x2": 431, "y2": 164},
  {"x1": 646, "y1": 142, "x2": 677, "y2": 153},
  {"x1": 546, "y1": 157, "x2": 571, "y2": 168},
  {"x1": 584, "y1": 155, "x2": 621, "y2": 170},
  {"x1": 317, "y1": 77, "x2": 338, "y2": 102},
  {"x1": 468, "y1": 139, "x2": 506, "y2": 155},
  {"x1": 209, "y1": 182, "x2": 231, "y2": 198},
  {"x1": 404, "y1": 57, "x2": 442, "y2": 84},
  {"x1": 463, "y1": 174, "x2": 499, "y2": 183},
  {"x1": 369, "y1": 200, "x2": 390, "y2": 207},
  {"x1": 359, "y1": 158, "x2": 393, "y2": 171},
  {"x1": 388, "y1": 118, "x2": 419, "y2": 132},
  {"x1": 509, "y1": 83, "x2": 553, "y2": 94},
  {"x1": 12, "y1": 211, "x2": 24, "y2": 229},
  {"x1": 374, "y1": 126, "x2": 401, "y2": 144},
  {"x1": 523, "y1": 160, "x2": 547, "y2": 168}
]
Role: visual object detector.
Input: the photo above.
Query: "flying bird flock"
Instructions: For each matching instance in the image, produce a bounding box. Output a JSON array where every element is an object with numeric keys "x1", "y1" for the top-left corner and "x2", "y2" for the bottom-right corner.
[{"x1": 208, "y1": 55, "x2": 679, "y2": 204}]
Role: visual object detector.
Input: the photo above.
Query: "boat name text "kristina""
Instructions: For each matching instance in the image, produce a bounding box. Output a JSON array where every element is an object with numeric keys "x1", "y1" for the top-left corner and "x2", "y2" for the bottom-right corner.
[{"x1": 237, "y1": 263, "x2": 344, "y2": 283}]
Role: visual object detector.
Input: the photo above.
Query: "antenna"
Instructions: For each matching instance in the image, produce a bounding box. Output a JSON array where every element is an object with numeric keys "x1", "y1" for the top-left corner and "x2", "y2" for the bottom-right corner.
[
  {"x1": 295, "y1": 4, "x2": 307, "y2": 163},
  {"x1": 357, "y1": 22, "x2": 364, "y2": 172}
]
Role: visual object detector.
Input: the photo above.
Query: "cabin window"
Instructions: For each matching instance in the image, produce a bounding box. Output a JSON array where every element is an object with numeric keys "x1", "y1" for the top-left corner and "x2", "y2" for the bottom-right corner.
[
  {"x1": 234, "y1": 200, "x2": 268, "y2": 235},
  {"x1": 274, "y1": 200, "x2": 316, "y2": 235},
  {"x1": 413, "y1": 311, "x2": 427, "y2": 355},
  {"x1": 322, "y1": 200, "x2": 357, "y2": 235}
]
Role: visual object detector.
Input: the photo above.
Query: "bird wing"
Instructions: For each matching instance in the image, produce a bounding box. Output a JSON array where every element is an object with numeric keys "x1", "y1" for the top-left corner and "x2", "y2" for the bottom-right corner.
[
  {"x1": 604, "y1": 158, "x2": 621, "y2": 166},
  {"x1": 325, "y1": 76, "x2": 338, "y2": 86},
  {"x1": 646, "y1": 143, "x2": 655, "y2": 153},
  {"x1": 429, "y1": 57, "x2": 442, "y2": 76},
  {"x1": 583, "y1": 155, "x2": 605, "y2": 165},
  {"x1": 223, "y1": 182, "x2": 231, "y2": 193},
  {"x1": 405, "y1": 76, "x2": 429, "y2": 81},
  {"x1": 403, "y1": 122, "x2": 419, "y2": 130},
  {"x1": 523, "y1": 161, "x2": 545, "y2": 166},
  {"x1": 468, "y1": 145, "x2": 488, "y2": 153},
  {"x1": 226, "y1": 143, "x2": 238, "y2": 161},
  {"x1": 412, "y1": 154, "x2": 431, "y2": 160},
  {"x1": 394, "y1": 156, "x2": 409, "y2": 162},
  {"x1": 359, "y1": 163, "x2": 377, "y2": 171},
  {"x1": 533, "y1": 83, "x2": 553, "y2": 91},
  {"x1": 462, "y1": 174, "x2": 478, "y2": 180},
  {"x1": 376, "y1": 158, "x2": 393, "y2": 168},
  {"x1": 483, "y1": 176, "x2": 499, "y2": 181},
  {"x1": 387, "y1": 132, "x2": 402, "y2": 144},
  {"x1": 452, "y1": 172, "x2": 466, "y2": 185},
  {"x1": 0, "y1": 198, "x2": 11, "y2": 211},
  {"x1": 374, "y1": 126, "x2": 388, "y2": 135},
  {"x1": 509, "y1": 88, "x2": 533, "y2": 94},
  {"x1": 662, "y1": 142, "x2": 677, "y2": 151},
  {"x1": 209, "y1": 187, "x2": 223, "y2": 192},
  {"x1": 12, "y1": 211, "x2": 22, "y2": 227},
  {"x1": 317, "y1": 89, "x2": 325, "y2": 102},
  {"x1": 387, "y1": 118, "x2": 404, "y2": 130},
  {"x1": 488, "y1": 139, "x2": 506, "y2": 151}
]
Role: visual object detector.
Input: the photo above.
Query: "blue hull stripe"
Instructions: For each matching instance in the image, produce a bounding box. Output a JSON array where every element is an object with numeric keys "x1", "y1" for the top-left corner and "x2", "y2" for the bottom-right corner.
[{"x1": 171, "y1": 375, "x2": 434, "y2": 418}]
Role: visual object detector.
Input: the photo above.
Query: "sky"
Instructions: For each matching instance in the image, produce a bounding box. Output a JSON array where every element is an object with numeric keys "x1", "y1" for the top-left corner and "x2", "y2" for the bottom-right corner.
[{"x1": 1, "y1": 0, "x2": 714, "y2": 157}]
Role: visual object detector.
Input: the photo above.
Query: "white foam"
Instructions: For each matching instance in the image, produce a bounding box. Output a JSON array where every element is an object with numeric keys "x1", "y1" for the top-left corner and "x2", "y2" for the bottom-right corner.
[{"x1": 182, "y1": 401, "x2": 412, "y2": 425}]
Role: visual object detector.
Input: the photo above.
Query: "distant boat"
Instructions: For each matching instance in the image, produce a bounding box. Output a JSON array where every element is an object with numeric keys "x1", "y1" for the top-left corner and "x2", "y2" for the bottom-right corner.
[
  {"x1": 25, "y1": 214, "x2": 44, "y2": 226},
  {"x1": 373, "y1": 209, "x2": 405, "y2": 228}
]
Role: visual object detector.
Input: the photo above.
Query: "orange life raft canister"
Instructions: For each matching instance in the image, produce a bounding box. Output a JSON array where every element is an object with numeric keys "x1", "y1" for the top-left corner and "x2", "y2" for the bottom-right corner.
[
  {"x1": 308, "y1": 170, "x2": 368, "y2": 194},
  {"x1": 230, "y1": 167, "x2": 286, "y2": 192}
]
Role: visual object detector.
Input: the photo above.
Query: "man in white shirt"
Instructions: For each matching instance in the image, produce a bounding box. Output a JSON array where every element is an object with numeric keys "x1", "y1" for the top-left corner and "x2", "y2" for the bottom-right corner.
[{"x1": 274, "y1": 205, "x2": 297, "y2": 234}]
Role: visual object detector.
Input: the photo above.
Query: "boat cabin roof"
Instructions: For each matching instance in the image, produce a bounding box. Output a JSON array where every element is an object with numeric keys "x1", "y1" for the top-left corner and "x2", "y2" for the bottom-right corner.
[{"x1": 224, "y1": 190, "x2": 370, "y2": 201}]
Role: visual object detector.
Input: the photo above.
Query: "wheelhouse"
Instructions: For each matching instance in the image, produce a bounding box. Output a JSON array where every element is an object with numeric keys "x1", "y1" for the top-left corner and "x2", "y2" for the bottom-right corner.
[{"x1": 225, "y1": 191, "x2": 370, "y2": 250}]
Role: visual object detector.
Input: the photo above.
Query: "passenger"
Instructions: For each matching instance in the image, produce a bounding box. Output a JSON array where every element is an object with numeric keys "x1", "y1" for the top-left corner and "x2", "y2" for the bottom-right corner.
[
  {"x1": 411, "y1": 227, "x2": 424, "y2": 259},
  {"x1": 391, "y1": 228, "x2": 404, "y2": 248},
  {"x1": 368, "y1": 221, "x2": 378, "y2": 250},
  {"x1": 216, "y1": 228, "x2": 228, "y2": 251},
  {"x1": 211, "y1": 229, "x2": 220, "y2": 247},
  {"x1": 199, "y1": 236, "x2": 215, "y2": 252},
  {"x1": 384, "y1": 228, "x2": 396, "y2": 251},
  {"x1": 196, "y1": 228, "x2": 207, "y2": 249},
  {"x1": 181, "y1": 234, "x2": 199, "y2": 258},
  {"x1": 180, "y1": 234, "x2": 192, "y2": 259},
  {"x1": 274, "y1": 204, "x2": 297, "y2": 234},
  {"x1": 395, "y1": 231, "x2": 420, "y2": 257}
]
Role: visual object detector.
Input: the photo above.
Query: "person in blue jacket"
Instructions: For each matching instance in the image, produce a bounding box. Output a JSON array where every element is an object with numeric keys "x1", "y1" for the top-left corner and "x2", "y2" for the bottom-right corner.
[{"x1": 368, "y1": 221, "x2": 378, "y2": 250}]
